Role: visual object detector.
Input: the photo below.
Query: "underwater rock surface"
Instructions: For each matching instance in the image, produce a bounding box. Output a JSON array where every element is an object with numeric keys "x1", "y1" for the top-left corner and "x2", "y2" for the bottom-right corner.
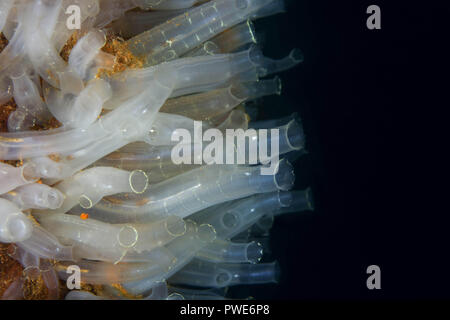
[{"x1": 0, "y1": 0, "x2": 312, "y2": 300}]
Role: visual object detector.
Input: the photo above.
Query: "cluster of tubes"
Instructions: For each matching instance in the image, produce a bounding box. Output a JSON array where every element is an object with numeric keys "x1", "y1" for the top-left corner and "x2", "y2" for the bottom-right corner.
[{"x1": 0, "y1": 0, "x2": 312, "y2": 300}]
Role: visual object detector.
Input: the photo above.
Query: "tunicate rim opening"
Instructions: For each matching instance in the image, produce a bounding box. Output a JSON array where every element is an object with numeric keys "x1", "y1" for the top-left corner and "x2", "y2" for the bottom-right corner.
[
  {"x1": 79, "y1": 195, "x2": 93, "y2": 209},
  {"x1": 6, "y1": 214, "x2": 32, "y2": 242},
  {"x1": 290, "y1": 48, "x2": 305, "y2": 64},
  {"x1": 21, "y1": 163, "x2": 39, "y2": 183},
  {"x1": 197, "y1": 224, "x2": 217, "y2": 243},
  {"x1": 203, "y1": 41, "x2": 220, "y2": 55},
  {"x1": 118, "y1": 225, "x2": 139, "y2": 248},
  {"x1": 273, "y1": 159, "x2": 295, "y2": 191},
  {"x1": 221, "y1": 212, "x2": 239, "y2": 229},
  {"x1": 215, "y1": 269, "x2": 232, "y2": 287},
  {"x1": 246, "y1": 19, "x2": 257, "y2": 45},
  {"x1": 167, "y1": 293, "x2": 185, "y2": 300},
  {"x1": 165, "y1": 216, "x2": 187, "y2": 237},
  {"x1": 129, "y1": 170, "x2": 149, "y2": 194},
  {"x1": 45, "y1": 188, "x2": 64, "y2": 209},
  {"x1": 305, "y1": 187, "x2": 315, "y2": 211},
  {"x1": 247, "y1": 45, "x2": 264, "y2": 68},
  {"x1": 285, "y1": 119, "x2": 304, "y2": 151},
  {"x1": 246, "y1": 241, "x2": 264, "y2": 264},
  {"x1": 277, "y1": 191, "x2": 294, "y2": 207},
  {"x1": 257, "y1": 214, "x2": 274, "y2": 231}
]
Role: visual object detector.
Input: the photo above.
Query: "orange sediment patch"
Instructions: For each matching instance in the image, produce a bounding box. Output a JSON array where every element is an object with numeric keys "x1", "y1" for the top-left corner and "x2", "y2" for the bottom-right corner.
[{"x1": 96, "y1": 33, "x2": 145, "y2": 77}]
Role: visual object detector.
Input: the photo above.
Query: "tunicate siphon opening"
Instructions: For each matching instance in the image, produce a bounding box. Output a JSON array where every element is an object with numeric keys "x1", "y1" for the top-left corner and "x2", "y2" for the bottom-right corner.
[
  {"x1": 273, "y1": 159, "x2": 295, "y2": 191},
  {"x1": 197, "y1": 224, "x2": 217, "y2": 243},
  {"x1": 222, "y1": 212, "x2": 239, "y2": 229},
  {"x1": 285, "y1": 119, "x2": 304, "y2": 150},
  {"x1": 246, "y1": 241, "x2": 264, "y2": 264},
  {"x1": 6, "y1": 214, "x2": 32, "y2": 242},
  {"x1": 215, "y1": 271, "x2": 232, "y2": 287},
  {"x1": 118, "y1": 225, "x2": 139, "y2": 248},
  {"x1": 167, "y1": 293, "x2": 185, "y2": 300},
  {"x1": 203, "y1": 41, "x2": 220, "y2": 55},
  {"x1": 21, "y1": 163, "x2": 39, "y2": 183},
  {"x1": 79, "y1": 195, "x2": 93, "y2": 209},
  {"x1": 290, "y1": 48, "x2": 305, "y2": 63},
  {"x1": 129, "y1": 170, "x2": 149, "y2": 194},
  {"x1": 165, "y1": 216, "x2": 187, "y2": 237},
  {"x1": 45, "y1": 189, "x2": 64, "y2": 209},
  {"x1": 257, "y1": 214, "x2": 274, "y2": 231},
  {"x1": 277, "y1": 191, "x2": 293, "y2": 207}
]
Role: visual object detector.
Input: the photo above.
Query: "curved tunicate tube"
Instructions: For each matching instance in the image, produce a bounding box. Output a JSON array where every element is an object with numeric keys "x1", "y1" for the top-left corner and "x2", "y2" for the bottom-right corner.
[
  {"x1": 17, "y1": 224, "x2": 74, "y2": 261},
  {"x1": 37, "y1": 213, "x2": 186, "y2": 263},
  {"x1": 127, "y1": 0, "x2": 281, "y2": 66},
  {"x1": 39, "y1": 167, "x2": 149, "y2": 214},
  {"x1": 184, "y1": 20, "x2": 257, "y2": 57},
  {"x1": 1, "y1": 183, "x2": 64, "y2": 210},
  {"x1": 0, "y1": 162, "x2": 37, "y2": 194},
  {"x1": 169, "y1": 259, "x2": 280, "y2": 287},
  {"x1": 70, "y1": 160, "x2": 295, "y2": 224},
  {"x1": 196, "y1": 239, "x2": 263, "y2": 264}
]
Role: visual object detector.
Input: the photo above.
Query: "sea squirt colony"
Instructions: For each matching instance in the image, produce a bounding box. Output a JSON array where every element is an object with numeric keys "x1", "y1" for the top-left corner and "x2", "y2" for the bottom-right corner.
[{"x1": 0, "y1": 0, "x2": 312, "y2": 300}]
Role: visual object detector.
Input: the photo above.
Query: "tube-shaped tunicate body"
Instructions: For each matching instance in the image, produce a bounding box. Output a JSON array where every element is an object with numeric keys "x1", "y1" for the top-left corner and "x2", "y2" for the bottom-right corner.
[
  {"x1": 41, "y1": 167, "x2": 149, "y2": 214},
  {"x1": 169, "y1": 259, "x2": 280, "y2": 287},
  {"x1": 17, "y1": 224, "x2": 74, "y2": 261},
  {"x1": 0, "y1": 198, "x2": 32, "y2": 243},
  {"x1": 0, "y1": 162, "x2": 37, "y2": 194},
  {"x1": 70, "y1": 160, "x2": 295, "y2": 223},
  {"x1": 38, "y1": 213, "x2": 186, "y2": 263},
  {"x1": 1, "y1": 183, "x2": 64, "y2": 210},
  {"x1": 196, "y1": 239, "x2": 263, "y2": 264},
  {"x1": 127, "y1": 0, "x2": 281, "y2": 66}
]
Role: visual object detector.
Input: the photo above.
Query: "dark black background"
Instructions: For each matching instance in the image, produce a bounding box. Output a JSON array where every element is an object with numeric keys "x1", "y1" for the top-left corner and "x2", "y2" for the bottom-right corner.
[{"x1": 226, "y1": 0, "x2": 449, "y2": 300}]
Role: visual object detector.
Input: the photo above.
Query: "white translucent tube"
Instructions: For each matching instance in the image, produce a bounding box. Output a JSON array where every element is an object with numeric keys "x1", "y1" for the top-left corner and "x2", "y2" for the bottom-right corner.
[
  {"x1": 127, "y1": 0, "x2": 279, "y2": 66},
  {"x1": 197, "y1": 188, "x2": 313, "y2": 242},
  {"x1": 1, "y1": 66, "x2": 174, "y2": 176},
  {"x1": 95, "y1": 115, "x2": 299, "y2": 183},
  {"x1": 168, "y1": 287, "x2": 229, "y2": 300},
  {"x1": 0, "y1": 162, "x2": 37, "y2": 194},
  {"x1": 38, "y1": 213, "x2": 186, "y2": 263},
  {"x1": 105, "y1": 48, "x2": 260, "y2": 110},
  {"x1": 17, "y1": 224, "x2": 74, "y2": 261},
  {"x1": 42, "y1": 167, "x2": 149, "y2": 214},
  {"x1": 93, "y1": 0, "x2": 135, "y2": 28},
  {"x1": 45, "y1": 78, "x2": 112, "y2": 129},
  {"x1": 169, "y1": 259, "x2": 280, "y2": 287},
  {"x1": 136, "y1": 0, "x2": 202, "y2": 10},
  {"x1": 68, "y1": 29, "x2": 107, "y2": 81},
  {"x1": 0, "y1": 198, "x2": 32, "y2": 243},
  {"x1": 250, "y1": 112, "x2": 298, "y2": 129},
  {"x1": 56, "y1": 220, "x2": 214, "y2": 284},
  {"x1": 196, "y1": 239, "x2": 263, "y2": 264},
  {"x1": 1, "y1": 183, "x2": 64, "y2": 210},
  {"x1": 0, "y1": 0, "x2": 14, "y2": 33},
  {"x1": 8, "y1": 68, "x2": 51, "y2": 132},
  {"x1": 72, "y1": 160, "x2": 295, "y2": 223},
  {"x1": 111, "y1": 9, "x2": 186, "y2": 39},
  {"x1": 185, "y1": 20, "x2": 257, "y2": 57},
  {"x1": 121, "y1": 221, "x2": 216, "y2": 290},
  {"x1": 255, "y1": 48, "x2": 304, "y2": 77},
  {"x1": 22, "y1": 0, "x2": 83, "y2": 90},
  {"x1": 193, "y1": 191, "x2": 292, "y2": 239},
  {"x1": 160, "y1": 78, "x2": 279, "y2": 121}
]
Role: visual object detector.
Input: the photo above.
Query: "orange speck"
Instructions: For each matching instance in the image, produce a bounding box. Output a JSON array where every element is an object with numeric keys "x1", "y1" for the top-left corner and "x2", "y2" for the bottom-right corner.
[{"x1": 80, "y1": 213, "x2": 89, "y2": 220}]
